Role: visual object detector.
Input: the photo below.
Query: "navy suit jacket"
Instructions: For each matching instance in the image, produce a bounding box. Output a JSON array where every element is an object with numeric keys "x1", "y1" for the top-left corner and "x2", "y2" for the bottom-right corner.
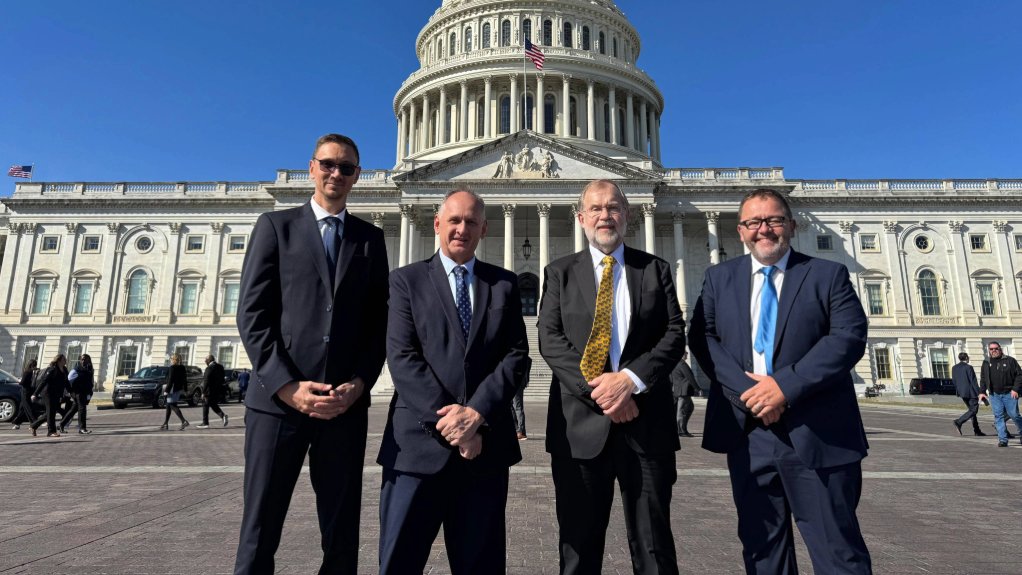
[
  {"x1": 952, "y1": 362, "x2": 980, "y2": 399},
  {"x1": 237, "y1": 202, "x2": 389, "y2": 415},
  {"x1": 378, "y1": 254, "x2": 529, "y2": 475},
  {"x1": 689, "y1": 250, "x2": 869, "y2": 470},
  {"x1": 539, "y1": 245, "x2": 685, "y2": 460}
]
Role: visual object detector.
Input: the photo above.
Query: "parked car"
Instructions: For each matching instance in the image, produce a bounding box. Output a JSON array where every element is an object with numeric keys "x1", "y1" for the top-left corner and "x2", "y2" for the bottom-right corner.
[
  {"x1": 112, "y1": 365, "x2": 204, "y2": 409},
  {"x1": 908, "y1": 377, "x2": 956, "y2": 395},
  {"x1": 223, "y1": 369, "x2": 250, "y2": 403},
  {"x1": 0, "y1": 367, "x2": 27, "y2": 423}
]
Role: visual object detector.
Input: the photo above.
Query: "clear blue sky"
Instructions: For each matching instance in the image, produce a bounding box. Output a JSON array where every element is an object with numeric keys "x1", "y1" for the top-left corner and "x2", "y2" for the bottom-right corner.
[{"x1": 2, "y1": 0, "x2": 1020, "y2": 190}]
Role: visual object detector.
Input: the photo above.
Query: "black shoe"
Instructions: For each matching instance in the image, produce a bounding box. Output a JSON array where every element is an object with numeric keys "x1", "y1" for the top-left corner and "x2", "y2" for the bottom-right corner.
[
  {"x1": 998, "y1": 440, "x2": 1008, "y2": 447},
  {"x1": 223, "y1": 414, "x2": 229, "y2": 427},
  {"x1": 78, "y1": 429, "x2": 91, "y2": 435},
  {"x1": 1007, "y1": 431, "x2": 1015, "y2": 439},
  {"x1": 680, "y1": 430, "x2": 695, "y2": 437},
  {"x1": 953, "y1": 421, "x2": 963, "y2": 436},
  {"x1": 159, "y1": 424, "x2": 169, "y2": 431},
  {"x1": 974, "y1": 430, "x2": 987, "y2": 436},
  {"x1": 11, "y1": 424, "x2": 20, "y2": 430},
  {"x1": 179, "y1": 420, "x2": 189, "y2": 431}
]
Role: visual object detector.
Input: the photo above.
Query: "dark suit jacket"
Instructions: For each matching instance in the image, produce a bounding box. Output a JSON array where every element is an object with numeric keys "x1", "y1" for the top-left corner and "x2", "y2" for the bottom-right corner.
[
  {"x1": 671, "y1": 361, "x2": 697, "y2": 399},
  {"x1": 378, "y1": 254, "x2": 529, "y2": 475},
  {"x1": 539, "y1": 245, "x2": 685, "y2": 460},
  {"x1": 202, "y1": 361, "x2": 226, "y2": 397},
  {"x1": 689, "y1": 250, "x2": 869, "y2": 470},
  {"x1": 237, "y1": 202, "x2": 389, "y2": 415},
  {"x1": 952, "y1": 362, "x2": 980, "y2": 399}
]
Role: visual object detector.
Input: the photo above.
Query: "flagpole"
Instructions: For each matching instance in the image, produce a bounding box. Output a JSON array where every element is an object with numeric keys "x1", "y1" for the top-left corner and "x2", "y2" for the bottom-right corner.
[
  {"x1": 29, "y1": 163, "x2": 34, "y2": 181},
  {"x1": 523, "y1": 42, "x2": 528, "y2": 132}
]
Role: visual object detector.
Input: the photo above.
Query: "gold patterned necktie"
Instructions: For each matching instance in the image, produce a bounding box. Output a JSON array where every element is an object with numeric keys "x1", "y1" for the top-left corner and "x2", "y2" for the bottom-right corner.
[{"x1": 580, "y1": 255, "x2": 616, "y2": 382}]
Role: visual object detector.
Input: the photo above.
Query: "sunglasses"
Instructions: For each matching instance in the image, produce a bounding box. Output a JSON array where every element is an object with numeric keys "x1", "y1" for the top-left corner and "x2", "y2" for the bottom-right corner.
[{"x1": 314, "y1": 158, "x2": 359, "y2": 176}]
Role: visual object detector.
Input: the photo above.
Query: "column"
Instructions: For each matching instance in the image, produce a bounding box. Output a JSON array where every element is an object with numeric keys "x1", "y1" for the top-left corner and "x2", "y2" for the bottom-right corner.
[
  {"x1": 100, "y1": 223, "x2": 120, "y2": 321},
  {"x1": 503, "y1": 203, "x2": 516, "y2": 272},
  {"x1": 409, "y1": 214, "x2": 421, "y2": 263},
  {"x1": 586, "y1": 80, "x2": 596, "y2": 141},
  {"x1": 460, "y1": 81, "x2": 469, "y2": 141},
  {"x1": 706, "y1": 211, "x2": 720, "y2": 265},
  {"x1": 642, "y1": 203, "x2": 656, "y2": 255},
  {"x1": 946, "y1": 221, "x2": 976, "y2": 322},
  {"x1": 538, "y1": 203, "x2": 550, "y2": 293},
  {"x1": 536, "y1": 74, "x2": 544, "y2": 133},
  {"x1": 673, "y1": 213, "x2": 688, "y2": 315},
  {"x1": 571, "y1": 205, "x2": 584, "y2": 252},
  {"x1": 484, "y1": 77, "x2": 493, "y2": 138},
  {"x1": 652, "y1": 111, "x2": 661, "y2": 161},
  {"x1": 608, "y1": 85, "x2": 617, "y2": 144},
  {"x1": 0, "y1": 224, "x2": 24, "y2": 316},
  {"x1": 408, "y1": 101, "x2": 417, "y2": 155},
  {"x1": 396, "y1": 110, "x2": 405, "y2": 163},
  {"x1": 420, "y1": 93, "x2": 431, "y2": 151},
  {"x1": 993, "y1": 220, "x2": 1022, "y2": 320},
  {"x1": 8, "y1": 224, "x2": 38, "y2": 318},
  {"x1": 56, "y1": 223, "x2": 80, "y2": 321},
  {"x1": 156, "y1": 223, "x2": 184, "y2": 323},
  {"x1": 202, "y1": 222, "x2": 226, "y2": 322},
  {"x1": 510, "y1": 75, "x2": 519, "y2": 133},
  {"x1": 438, "y1": 89, "x2": 448, "y2": 145},
  {"x1": 639, "y1": 100, "x2": 648, "y2": 156},
  {"x1": 561, "y1": 75, "x2": 571, "y2": 137},
  {"x1": 625, "y1": 92, "x2": 635, "y2": 150},
  {"x1": 398, "y1": 204, "x2": 412, "y2": 267},
  {"x1": 882, "y1": 220, "x2": 910, "y2": 322}
]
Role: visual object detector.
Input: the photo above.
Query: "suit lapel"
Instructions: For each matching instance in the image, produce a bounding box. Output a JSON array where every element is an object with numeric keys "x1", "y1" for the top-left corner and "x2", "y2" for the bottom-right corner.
[
  {"x1": 299, "y1": 202, "x2": 333, "y2": 291},
  {"x1": 428, "y1": 256, "x2": 467, "y2": 349},
  {"x1": 572, "y1": 251, "x2": 597, "y2": 321},
  {"x1": 774, "y1": 250, "x2": 810, "y2": 353},
  {"x1": 734, "y1": 255, "x2": 754, "y2": 364},
  {"x1": 466, "y1": 261, "x2": 492, "y2": 353},
  {"x1": 623, "y1": 247, "x2": 643, "y2": 342},
  {"x1": 333, "y1": 215, "x2": 358, "y2": 297}
]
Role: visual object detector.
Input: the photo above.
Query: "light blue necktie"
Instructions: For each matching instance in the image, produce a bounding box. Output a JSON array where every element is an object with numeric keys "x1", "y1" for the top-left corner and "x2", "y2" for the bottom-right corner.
[
  {"x1": 454, "y1": 266, "x2": 471, "y2": 341},
  {"x1": 754, "y1": 265, "x2": 777, "y2": 375},
  {"x1": 323, "y1": 216, "x2": 341, "y2": 272}
]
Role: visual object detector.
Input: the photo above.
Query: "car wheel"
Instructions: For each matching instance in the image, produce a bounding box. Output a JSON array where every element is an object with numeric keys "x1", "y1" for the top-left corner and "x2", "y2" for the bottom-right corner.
[
  {"x1": 189, "y1": 389, "x2": 201, "y2": 407},
  {"x1": 114, "y1": 402, "x2": 127, "y2": 409},
  {"x1": 155, "y1": 394, "x2": 167, "y2": 409},
  {"x1": 0, "y1": 398, "x2": 16, "y2": 423}
]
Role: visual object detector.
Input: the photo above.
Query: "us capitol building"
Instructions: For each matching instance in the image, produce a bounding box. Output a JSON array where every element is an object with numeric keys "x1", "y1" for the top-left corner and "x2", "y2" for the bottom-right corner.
[{"x1": 2, "y1": 0, "x2": 1020, "y2": 397}]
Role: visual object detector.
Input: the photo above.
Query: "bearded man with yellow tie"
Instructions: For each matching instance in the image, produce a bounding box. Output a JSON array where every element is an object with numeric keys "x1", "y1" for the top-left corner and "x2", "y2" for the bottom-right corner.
[{"x1": 538, "y1": 179, "x2": 686, "y2": 575}]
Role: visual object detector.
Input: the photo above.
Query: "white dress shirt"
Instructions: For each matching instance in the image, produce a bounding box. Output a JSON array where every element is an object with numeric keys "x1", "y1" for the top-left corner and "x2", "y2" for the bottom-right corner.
[
  {"x1": 588, "y1": 244, "x2": 646, "y2": 392},
  {"x1": 749, "y1": 249, "x2": 791, "y2": 375},
  {"x1": 438, "y1": 250, "x2": 476, "y2": 313},
  {"x1": 309, "y1": 198, "x2": 346, "y2": 240}
]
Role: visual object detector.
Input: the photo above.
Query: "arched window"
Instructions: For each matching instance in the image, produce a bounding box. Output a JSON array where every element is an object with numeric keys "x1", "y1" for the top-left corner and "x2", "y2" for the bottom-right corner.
[
  {"x1": 501, "y1": 20, "x2": 511, "y2": 46},
  {"x1": 522, "y1": 19, "x2": 532, "y2": 43},
  {"x1": 518, "y1": 273, "x2": 539, "y2": 316},
  {"x1": 464, "y1": 27, "x2": 472, "y2": 52},
  {"x1": 582, "y1": 26, "x2": 591, "y2": 50},
  {"x1": 918, "y1": 270, "x2": 942, "y2": 316},
  {"x1": 544, "y1": 94, "x2": 556, "y2": 133},
  {"x1": 612, "y1": 37, "x2": 618, "y2": 57},
  {"x1": 599, "y1": 31, "x2": 606, "y2": 54},
  {"x1": 437, "y1": 38, "x2": 443, "y2": 59},
  {"x1": 482, "y1": 23, "x2": 491, "y2": 48},
  {"x1": 477, "y1": 96, "x2": 486, "y2": 137},
  {"x1": 449, "y1": 32, "x2": 457, "y2": 56},
  {"x1": 443, "y1": 107, "x2": 452, "y2": 143},
  {"x1": 563, "y1": 22, "x2": 573, "y2": 48},
  {"x1": 569, "y1": 96, "x2": 578, "y2": 135},
  {"x1": 499, "y1": 95, "x2": 511, "y2": 134},
  {"x1": 542, "y1": 19, "x2": 553, "y2": 45},
  {"x1": 126, "y1": 269, "x2": 149, "y2": 314}
]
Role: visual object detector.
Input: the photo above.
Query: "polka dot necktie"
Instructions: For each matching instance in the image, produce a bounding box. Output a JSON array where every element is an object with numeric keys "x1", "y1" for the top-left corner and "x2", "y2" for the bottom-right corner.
[
  {"x1": 754, "y1": 265, "x2": 778, "y2": 375},
  {"x1": 454, "y1": 265, "x2": 471, "y2": 341},
  {"x1": 323, "y1": 216, "x2": 341, "y2": 272},
  {"x1": 580, "y1": 255, "x2": 616, "y2": 382}
]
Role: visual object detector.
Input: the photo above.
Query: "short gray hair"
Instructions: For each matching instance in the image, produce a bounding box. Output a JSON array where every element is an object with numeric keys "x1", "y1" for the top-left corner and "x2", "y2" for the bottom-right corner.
[
  {"x1": 439, "y1": 187, "x2": 486, "y2": 218},
  {"x1": 577, "y1": 179, "x2": 629, "y2": 211}
]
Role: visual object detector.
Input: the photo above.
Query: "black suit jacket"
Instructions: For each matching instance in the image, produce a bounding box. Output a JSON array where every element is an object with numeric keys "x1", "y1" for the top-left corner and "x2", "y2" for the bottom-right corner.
[
  {"x1": 202, "y1": 361, "x2": 226, "y2": 396},
  {"x1": 237, "y1": 202, "x2": 389, "y2": 415},
  {"x1": 378, "y1": 254, "x2": 529, "y2": 475},
  {"x1": 689, "y1": 250, "x2": 869, "y2": 469},
  {"x1": 670, "y1": 361, "x2": 697, "y2": 399},
  {"x1": 539, "y1": 245, "x2": 685, "y2": 460},
  {"x1": 952, "y1": 362, "x2": 980, "y2": 399}
]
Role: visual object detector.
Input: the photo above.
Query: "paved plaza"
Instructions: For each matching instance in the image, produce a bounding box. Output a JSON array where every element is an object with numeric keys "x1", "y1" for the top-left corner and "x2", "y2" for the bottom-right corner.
[{"x1": 1, "y1": 398, "x2": 1020, "y2": 574}]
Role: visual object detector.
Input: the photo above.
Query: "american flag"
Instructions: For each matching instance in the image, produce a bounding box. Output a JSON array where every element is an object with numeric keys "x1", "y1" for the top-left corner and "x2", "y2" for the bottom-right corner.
[
  {"x1": 525, "y1": 39, "x2": 545, "y2": 70},
  {"x1": 7, "y1": 165, "x2": 32, "y2": 178}
]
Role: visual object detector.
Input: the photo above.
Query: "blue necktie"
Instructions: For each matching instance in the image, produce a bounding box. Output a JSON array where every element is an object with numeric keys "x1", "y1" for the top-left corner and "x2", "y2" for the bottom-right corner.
[
  {"x1": 323, "y1": 216, "x2": 341, "y2": 272},
  {"x1": 454, "y1": 266, "x2": 472, "y2": 341},
  {"x1": 754, "y1": 265, "x2": 777, "y2": 375}
]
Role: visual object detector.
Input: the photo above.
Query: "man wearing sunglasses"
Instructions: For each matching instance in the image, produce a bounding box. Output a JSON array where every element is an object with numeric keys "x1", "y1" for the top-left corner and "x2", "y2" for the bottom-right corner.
[
  {"x1": 235, "y1": 133, "x2": 389, "y2": 575},
  {"x1": 977, "y1": 342, "x2": 1022, "y2": 447}
]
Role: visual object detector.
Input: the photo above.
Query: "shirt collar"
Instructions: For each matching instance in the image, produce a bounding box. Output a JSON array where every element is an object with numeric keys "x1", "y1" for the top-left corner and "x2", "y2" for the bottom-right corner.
[
  {"x1": 310, "y1": 198, "x2": 347, "y2": 223},
  {"x1": 751, "y1": 248, "x2": 791, "y2": 276},
  {"x1": 438, "y1": 250, "x2": 477, "y2": 276},
  {"x1": 588, "y1": 243, "x2": 626, "y2": 269}
]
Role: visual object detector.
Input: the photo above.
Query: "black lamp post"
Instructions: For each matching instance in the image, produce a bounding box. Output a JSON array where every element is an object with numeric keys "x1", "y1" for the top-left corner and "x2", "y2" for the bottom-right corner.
[{"x1": 521, "y1": 209, "x2": 532, "y2": 260}]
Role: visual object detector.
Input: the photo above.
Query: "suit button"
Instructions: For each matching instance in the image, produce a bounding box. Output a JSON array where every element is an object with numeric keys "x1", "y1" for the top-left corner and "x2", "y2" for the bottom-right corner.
[
  {"x1": 323, "y1": 336, "x2": 330, "y2": 343},
  {"x1": 327, "y1": 305, "x2": 333, "y2": 312},
  {"x1": 458, "y1": 396, "x2": 465, "y2": 404}
]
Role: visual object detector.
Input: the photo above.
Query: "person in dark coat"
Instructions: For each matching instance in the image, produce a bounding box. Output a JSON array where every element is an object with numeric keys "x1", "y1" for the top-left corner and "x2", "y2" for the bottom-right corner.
[
  {"x1": 951, "y1": 353, "x2": 985, "y2": 437},
  {"x1": 671, "y1": 352, "x2": 698, "y2": 437},
  {"x1": 12, "y1": 359, "x2": 38, "y2": 430},
  {"x1": 160, "y1": 354, "x2": 190, "y2": 431},
  {"x1": 59, "y1": 354, "x2": 95, "y2": 434},
  {"x1": 197, "y1": 354, "x2": 227, "y2": 428},
  {"x1": 29, "y1": 354, "x2": 69, "y2": 437}
]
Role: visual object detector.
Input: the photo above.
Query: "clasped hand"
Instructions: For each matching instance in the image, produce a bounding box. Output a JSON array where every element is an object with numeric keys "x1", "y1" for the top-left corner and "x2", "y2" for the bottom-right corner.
[
  {"x1": 740, "y1": 373, "x2": 787, "y2": 425},
  {"x1": 276, "y1": 378, "x2": 364, "y2": 419},
  {"x1": 588, "y1": 371, "x2": 639, "y2": 423},
  {"x1": 436, "y1": 404, "x2": 484, "y2": 460}
]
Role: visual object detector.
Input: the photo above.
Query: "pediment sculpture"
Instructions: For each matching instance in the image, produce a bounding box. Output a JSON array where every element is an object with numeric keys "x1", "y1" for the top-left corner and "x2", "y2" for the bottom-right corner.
[{"x1": 492, "y1": 146, "x2": 560, "y2": 179}]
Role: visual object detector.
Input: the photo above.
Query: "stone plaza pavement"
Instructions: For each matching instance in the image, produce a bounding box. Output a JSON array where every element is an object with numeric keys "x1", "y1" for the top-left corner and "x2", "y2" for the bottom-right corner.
[{"x1": 0, "y1": 398, "x2": 1020, "y2": 574}]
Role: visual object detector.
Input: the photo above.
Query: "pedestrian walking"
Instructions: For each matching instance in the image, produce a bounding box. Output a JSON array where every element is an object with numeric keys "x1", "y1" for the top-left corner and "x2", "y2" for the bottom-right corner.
[
  {"x1": 59, "y1": 354, "x2": 95, "y2": 435},
  {"x1": 196, "y1": 354, "x2": 228, "y2": 428},
  {"x1": 978, "y1": 342, "x2": 1022, "y2": 447},
  {"x1": 29, "y1": 354, "x2": 69, "y2": 437},
  {"x1": 671, "y1": 352, "x2": 698, "y2": 437},
  {"x1": 159, "y1": 354, "x2": 189, "y2": 431},
  {"x1": 951, "y1": 353, "x2": 985, "y2": 437},
  {"x1": 11, "y1": 359, "x2": 38, "y2": 429},
  {"x1": 512, "y1": 358, "x2": 531, "y2": 440}
]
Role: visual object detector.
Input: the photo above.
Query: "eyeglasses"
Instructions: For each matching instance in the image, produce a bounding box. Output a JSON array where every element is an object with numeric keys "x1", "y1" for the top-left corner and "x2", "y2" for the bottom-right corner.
[
  {"x1": 739, "y1": 216, "x2": 788, "y2": 230},
  {"x1": 585, "y1": 204, "x2": 623, "y2": 217},
  {"x1": 989, "y1": 347, "x2": 1002, "y2": 352},
  {"x1": 314, "y1": 158, "x2": 359, "y2": 176}
]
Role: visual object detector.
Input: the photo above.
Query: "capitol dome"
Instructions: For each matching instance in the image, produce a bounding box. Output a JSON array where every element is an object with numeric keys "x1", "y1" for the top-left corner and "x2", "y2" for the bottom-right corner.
[{"x1": 393, "y1": 0, "x2": 665, "y2": 170}]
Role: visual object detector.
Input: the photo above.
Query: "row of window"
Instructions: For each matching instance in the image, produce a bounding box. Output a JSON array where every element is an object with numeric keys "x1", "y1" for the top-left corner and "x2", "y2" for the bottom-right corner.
[
  {"x1": 21, "y1": 341, "x2": 238, "y2": 378},
  {"x1": 431, "y1": 18, "x2": 626, "y2": 62},
  {"x1": 29, "y1": 273, "x2": 240, "y2": 317},
  {"x1": 35, "y1": 234, "x2": 248, "y2": 255},
  {"x1": 814, "y1": 232, "x2": 1022, "y2": 254},
  {"x1": 872, "y1": 345, "x2": 1004, "y2": 381},
  {"x1": 863, "y1": 271, "x2": 1002, "y2": 317}
]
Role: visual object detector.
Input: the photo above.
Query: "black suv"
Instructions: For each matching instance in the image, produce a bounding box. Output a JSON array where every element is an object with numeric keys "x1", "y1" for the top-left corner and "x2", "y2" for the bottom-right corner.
[
  {"x1": 113, "y1": 365, "x2": 204, "y2": 409},
  {"x1": 0, "y1": 367, "x2": 33, "y2": 423},
  {"x1": 908, "y1": 377, "x2": 956, "y2": 395}
]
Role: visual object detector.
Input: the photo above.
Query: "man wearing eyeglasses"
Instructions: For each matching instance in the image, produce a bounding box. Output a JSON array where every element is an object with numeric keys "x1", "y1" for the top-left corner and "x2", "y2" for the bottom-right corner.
[
  {"x1": 977, "y1": 342, "x2": 1022, "y2": 447},
  {"x1": 689, "y1": 188, "x2": 872, "y2": 574},
  {"x1": 539, "y1": 179, "x2": 685, "y2": 575},
  {"x1": 235, "y1": 133, "x2": 389, "y2": 575}
]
